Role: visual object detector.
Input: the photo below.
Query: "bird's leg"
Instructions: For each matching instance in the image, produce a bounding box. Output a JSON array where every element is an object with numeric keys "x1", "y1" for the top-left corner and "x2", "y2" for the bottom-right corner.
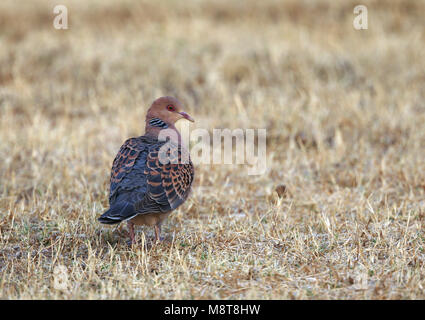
[
  {"x1": 127, "y1": 221, "x2": 135, "y2": 245},
  {"x1": 154, "y1": 224, "x2": 164, "y2": 243}
]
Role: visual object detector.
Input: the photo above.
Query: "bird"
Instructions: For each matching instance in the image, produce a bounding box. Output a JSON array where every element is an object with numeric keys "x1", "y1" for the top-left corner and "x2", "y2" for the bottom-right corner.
[{"x1": 98, "y1": 96, "x2": 195, "y2": 245}]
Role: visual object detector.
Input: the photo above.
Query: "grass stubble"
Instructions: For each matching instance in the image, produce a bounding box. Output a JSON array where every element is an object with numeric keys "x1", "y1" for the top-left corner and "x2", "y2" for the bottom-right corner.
[{"x1": 0, "y1": 0, "x2": 424, "y2": 299}]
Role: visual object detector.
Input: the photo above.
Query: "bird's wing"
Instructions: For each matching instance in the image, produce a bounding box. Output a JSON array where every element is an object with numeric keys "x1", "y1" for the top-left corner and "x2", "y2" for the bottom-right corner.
[
  {"x1": 135, "y1": 141, "x2": 194, "y2": 214},
  {"x1": 109, "y1": 136, "x2": 156, "y2": 203}
]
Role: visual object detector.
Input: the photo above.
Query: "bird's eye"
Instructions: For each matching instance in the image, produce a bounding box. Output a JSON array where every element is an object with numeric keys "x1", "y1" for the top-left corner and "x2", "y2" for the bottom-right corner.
[{"x1": 167, "y1": 104, "x2": 175, "y2": 111}]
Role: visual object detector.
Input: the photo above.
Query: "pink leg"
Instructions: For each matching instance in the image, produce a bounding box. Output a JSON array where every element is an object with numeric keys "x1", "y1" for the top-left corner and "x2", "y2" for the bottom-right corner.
[{"x1": 127, "y1": 221, "x2": 135, "y2": 245}]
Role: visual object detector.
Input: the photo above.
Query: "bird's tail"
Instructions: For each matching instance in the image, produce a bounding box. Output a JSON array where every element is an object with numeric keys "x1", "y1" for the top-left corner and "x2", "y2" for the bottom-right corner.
[{"x1": 98, "y1": 202, "x2": 136, "y2": 224}]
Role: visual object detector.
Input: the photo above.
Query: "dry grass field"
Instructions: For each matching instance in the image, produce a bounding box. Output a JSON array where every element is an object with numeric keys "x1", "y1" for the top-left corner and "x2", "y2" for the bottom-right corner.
[{"x1": 0, "y1": 0, "x2": 424, "y2": 299}]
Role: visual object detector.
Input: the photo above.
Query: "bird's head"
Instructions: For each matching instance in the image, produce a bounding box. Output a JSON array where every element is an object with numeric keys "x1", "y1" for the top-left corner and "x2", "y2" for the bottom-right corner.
[{"x1": 146, "y1": 96, "x2": 194, "y2": 129}]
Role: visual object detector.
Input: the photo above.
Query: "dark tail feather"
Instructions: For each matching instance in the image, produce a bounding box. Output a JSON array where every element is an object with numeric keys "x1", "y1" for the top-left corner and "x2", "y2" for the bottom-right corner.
[{"x1": 98, "y1": 202, "x2": 136, "y2": 224}]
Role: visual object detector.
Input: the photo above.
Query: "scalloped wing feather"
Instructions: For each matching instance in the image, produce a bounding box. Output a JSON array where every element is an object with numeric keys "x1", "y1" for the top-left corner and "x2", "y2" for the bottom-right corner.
[
  {"x1": 140, "y1": 142, "x2": 194, "y2": 212},
  {"x1": 109, "y1": 138, "x2": 143, "y2": 199}
]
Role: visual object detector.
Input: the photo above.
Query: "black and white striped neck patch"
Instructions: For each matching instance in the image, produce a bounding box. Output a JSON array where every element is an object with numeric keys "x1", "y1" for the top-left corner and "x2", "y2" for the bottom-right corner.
[{"x1": 149, "y1": 118, "x2": 168, "y2": 128}]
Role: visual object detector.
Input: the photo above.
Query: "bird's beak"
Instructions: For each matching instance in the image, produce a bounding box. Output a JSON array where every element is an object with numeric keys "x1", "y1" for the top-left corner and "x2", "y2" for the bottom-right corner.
[{"x1": 179, "y1": 111, "x2": 195, "y2": 122}]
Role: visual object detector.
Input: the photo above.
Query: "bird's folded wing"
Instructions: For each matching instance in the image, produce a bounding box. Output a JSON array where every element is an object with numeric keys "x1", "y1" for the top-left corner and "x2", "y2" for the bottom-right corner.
[
  {"x1": 109, "y1": 137, "x2": 155, "y2": 202},
  {"x1": 136, "y1": 142, "x2": 194, "y2": 213}
]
